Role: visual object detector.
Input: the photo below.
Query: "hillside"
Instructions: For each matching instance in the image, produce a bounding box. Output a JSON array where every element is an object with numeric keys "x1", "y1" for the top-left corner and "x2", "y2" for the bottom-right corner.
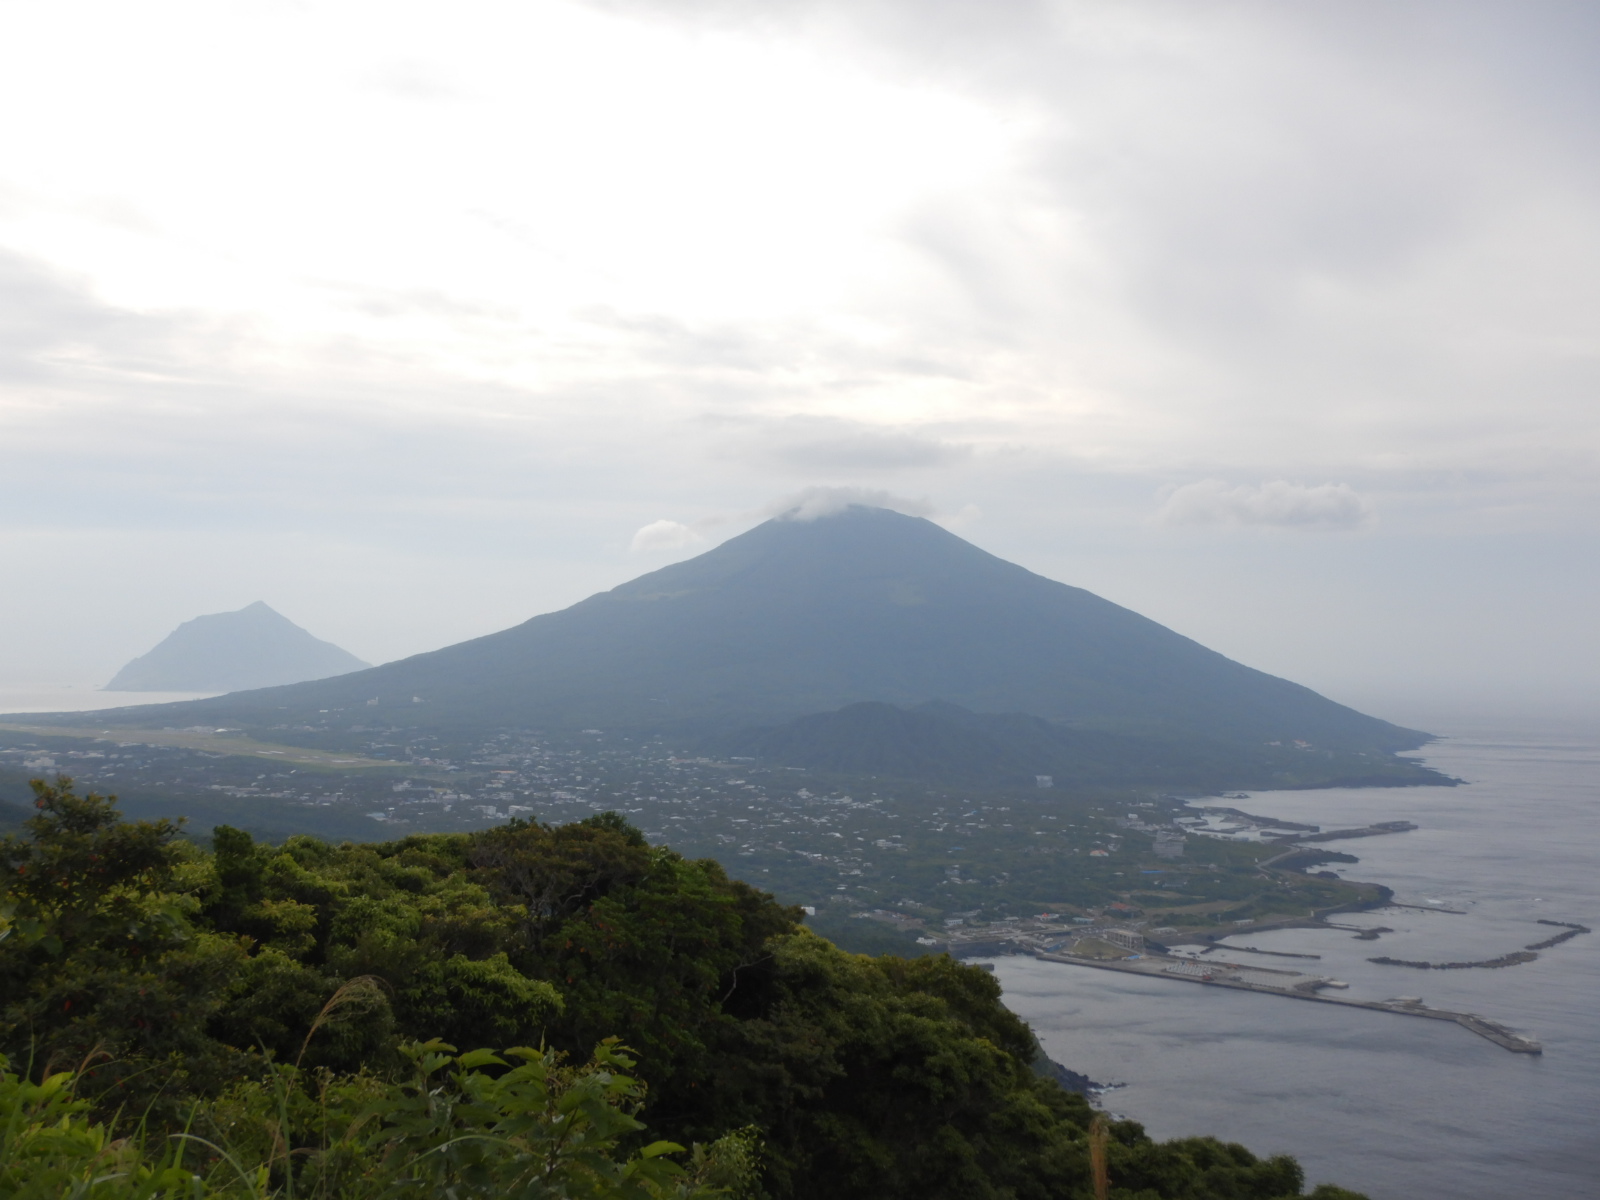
[
  {"x1": 0, "y1": 779, "x2": 1371, "y2": 1200},
  {"x1": 713, "y1": 700, "x2": 1449, "y2": 789},
  {"x1": 43, "y1": 507, "x2": 1424, "y2": 767},
  {"x1": 106, "y1": 601, "x2": 369, "y2": 692}
]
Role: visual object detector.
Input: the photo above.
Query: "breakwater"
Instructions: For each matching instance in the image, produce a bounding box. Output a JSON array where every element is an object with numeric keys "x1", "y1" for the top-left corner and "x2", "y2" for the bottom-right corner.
[
  {"x1": 1270, "y1": 820, "x2": 1418, "y2": 845},
  {"x1": 1525, "y1": 920, "x2": 1590, "y2": 950},
  {"x1": 1203, "y1": 944, "x2": 1321, "y2": 960},
  {"x1": 1370, "y1": 950, "x2": 1538, "y2": 970},
  {"x1": 1368, "y1": 919, "x2": 1589, "y2": 969},
  {"x1": 1030, "y1": 949, "x2": 1542, "y2": 1054}
]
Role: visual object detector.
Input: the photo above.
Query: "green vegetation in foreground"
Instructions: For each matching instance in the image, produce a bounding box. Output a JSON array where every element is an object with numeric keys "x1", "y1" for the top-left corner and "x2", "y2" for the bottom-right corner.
[
  {"x1": 2, "y1": 1041, "x2": 754, "y2": 1200},
  {"x1": 0, "y1": 779, "x2": 1367, "y2": 1199}
]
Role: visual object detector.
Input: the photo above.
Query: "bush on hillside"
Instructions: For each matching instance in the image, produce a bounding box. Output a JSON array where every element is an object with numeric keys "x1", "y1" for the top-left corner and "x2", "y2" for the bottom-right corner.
[{"x1": 0, "y1": 780, "x2": 1366, "y2": 1200}]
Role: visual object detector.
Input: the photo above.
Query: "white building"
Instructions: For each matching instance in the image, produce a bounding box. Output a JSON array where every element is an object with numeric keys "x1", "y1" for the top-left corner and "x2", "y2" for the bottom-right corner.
[{"x1": 1102, "y1": 928, "x2": 1145, "y2": 952}]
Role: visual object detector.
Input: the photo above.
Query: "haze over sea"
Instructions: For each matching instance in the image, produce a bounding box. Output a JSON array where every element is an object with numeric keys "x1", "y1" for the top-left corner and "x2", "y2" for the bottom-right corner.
[
  {"x1": 0, "y1": 686, "x2": 219, "y2": 715},
  {"x1": 999, "y1": 724, "x2": 1600, "y2": 1200}
]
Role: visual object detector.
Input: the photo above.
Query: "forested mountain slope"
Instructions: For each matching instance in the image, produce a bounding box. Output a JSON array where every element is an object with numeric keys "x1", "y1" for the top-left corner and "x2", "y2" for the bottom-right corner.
[
  {"x1": 0, "y1": 779, "x2": 1367, "y2": 1199},
  {"x1": 714, "y1": 700, "x2": 1448, "y2": 789}
]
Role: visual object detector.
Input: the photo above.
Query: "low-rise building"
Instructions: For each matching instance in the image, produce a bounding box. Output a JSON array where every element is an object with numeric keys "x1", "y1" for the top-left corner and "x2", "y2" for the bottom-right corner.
[
  {"x1": 1102, "y1": 928, "x2": 1145, "y2": 952},
  {"x1": 1152, "y1": 831, "x2": 1186, "y2": 858}
]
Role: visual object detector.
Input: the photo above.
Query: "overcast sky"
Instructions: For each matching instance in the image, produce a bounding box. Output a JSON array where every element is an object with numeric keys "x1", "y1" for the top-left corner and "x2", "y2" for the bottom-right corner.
[{"x1": 1, "y1": 0, "x2": 1595, "y2": 727}]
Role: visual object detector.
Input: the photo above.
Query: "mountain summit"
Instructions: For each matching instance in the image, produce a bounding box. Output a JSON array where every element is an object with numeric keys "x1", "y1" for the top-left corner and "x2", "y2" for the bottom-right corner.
[
  {"x1": 106, "y1": 601, "x2": 369, "y2": 692},
  {"x1": 75, "y1": 507, "x2": 1423, "y2": 757}
]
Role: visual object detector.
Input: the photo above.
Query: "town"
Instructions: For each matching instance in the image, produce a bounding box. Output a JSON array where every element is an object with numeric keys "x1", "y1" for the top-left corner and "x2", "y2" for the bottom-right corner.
[{"x1": 0, "y1": 722, "x2": 1385, "y2": 958}]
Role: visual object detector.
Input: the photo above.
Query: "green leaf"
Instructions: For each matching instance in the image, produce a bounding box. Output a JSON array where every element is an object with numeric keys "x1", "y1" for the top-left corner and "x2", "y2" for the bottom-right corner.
[{"x1": 638, "y1": 1140, "x2": 686, "y2": 1158}]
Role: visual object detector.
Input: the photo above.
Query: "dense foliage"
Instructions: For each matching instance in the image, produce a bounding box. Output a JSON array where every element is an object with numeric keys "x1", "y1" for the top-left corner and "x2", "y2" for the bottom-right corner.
[
  {"x1": 0, "y1": 780, "x2": 1366, "y2": 1199},
  {"x1": 0, "y1": 1040, "x2": 755, "y2": 1199}
]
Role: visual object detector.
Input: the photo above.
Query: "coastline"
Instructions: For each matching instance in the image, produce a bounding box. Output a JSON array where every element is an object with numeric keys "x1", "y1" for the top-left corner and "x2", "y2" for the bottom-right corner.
[
  {"x1": 990, "y1": 729, "x2": 1600, "y2": 1200},
  {"x1": 951, "y1": 805, "x2": 1566, "y2": 1055}
]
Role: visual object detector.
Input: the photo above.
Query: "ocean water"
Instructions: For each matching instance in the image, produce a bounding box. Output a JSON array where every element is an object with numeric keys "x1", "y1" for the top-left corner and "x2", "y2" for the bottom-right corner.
[
  {"x1": 996, "y1": 727, "x2": 1600, "y2": 1200},
  {"x1": 0, "y1": 685, "x2": 218, "y2": 715}
]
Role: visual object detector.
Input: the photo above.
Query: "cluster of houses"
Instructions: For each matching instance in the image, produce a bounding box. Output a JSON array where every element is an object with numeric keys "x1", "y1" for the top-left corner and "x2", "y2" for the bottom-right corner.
[{"x1": 925, "y1": 912, "x2": 1157, "y2": 959}]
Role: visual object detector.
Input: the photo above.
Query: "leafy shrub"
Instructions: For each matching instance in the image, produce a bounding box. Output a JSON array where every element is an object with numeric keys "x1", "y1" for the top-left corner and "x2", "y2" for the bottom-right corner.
[{"x1": 0, "y1": 1041, "x2": 755, "y2": 1199}]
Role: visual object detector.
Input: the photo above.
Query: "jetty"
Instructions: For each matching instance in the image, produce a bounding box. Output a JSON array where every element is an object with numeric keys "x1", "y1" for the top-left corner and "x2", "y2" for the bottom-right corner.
[
  {"x1": 1270, "y1": 820, "x2": 1419, "y2": 846},
  {"x1": 1028, "y1": 949, "x2": 1542, "y2": 1054}
]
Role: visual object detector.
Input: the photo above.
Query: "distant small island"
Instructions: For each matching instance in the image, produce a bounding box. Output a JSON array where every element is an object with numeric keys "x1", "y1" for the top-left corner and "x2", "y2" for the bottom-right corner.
[{"x1": 107, "y1": 600, "x2": 368, "y2": 692}]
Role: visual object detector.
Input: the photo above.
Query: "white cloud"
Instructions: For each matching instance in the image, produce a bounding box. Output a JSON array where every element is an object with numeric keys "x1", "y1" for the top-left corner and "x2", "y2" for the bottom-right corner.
[
  {"x1": 1156, "y1": 480, "x2": 1374, "y2": 530},
  {"x1": 629, "y1": 519, "x2": 704, "y2": 551},
  {"x1": 764, "y1": 486, "x2": 935, "y2": 522},
  {"x1": 938, "y1": 502, "x2": 983, "y2": 532},
  {"x1": 0, "y1": 0, "x2": 1595, "y2": 710},
  {"x1": 758, "y1": 419, "x2": 971, "y2": 472}
]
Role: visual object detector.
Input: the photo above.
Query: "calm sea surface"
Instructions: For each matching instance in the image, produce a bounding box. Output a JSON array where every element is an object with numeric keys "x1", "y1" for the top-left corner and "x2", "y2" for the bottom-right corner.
[{"x1": 995, "y1": 727, "x2": 1600, "y2": 1199}]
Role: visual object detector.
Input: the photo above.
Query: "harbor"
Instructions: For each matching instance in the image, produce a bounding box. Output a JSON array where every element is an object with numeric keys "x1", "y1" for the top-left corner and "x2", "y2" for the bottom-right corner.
[
  {"x1": 1027, "y1": 947, "x2": 1544, "y2": 1054},
  {"x1": 928, "y1": 802, "x2": 1580, "y2": 1056},
  {"x1": 933, "y1": 909, "x2": 1549, "y2": 1053},
  {"x1": 991, "y1": 734, "x2": 1600, "y2": 1200}
]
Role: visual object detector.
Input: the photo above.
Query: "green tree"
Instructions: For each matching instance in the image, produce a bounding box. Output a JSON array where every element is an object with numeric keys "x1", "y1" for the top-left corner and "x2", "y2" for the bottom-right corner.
[{"x1": 0, "y1": 779, "x2": 246, "y2": 1113}]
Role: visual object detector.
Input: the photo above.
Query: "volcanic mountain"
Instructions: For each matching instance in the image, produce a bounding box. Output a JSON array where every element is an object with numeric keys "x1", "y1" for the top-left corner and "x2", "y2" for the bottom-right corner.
[
  {"x1": 106, "y1": 601, "x2": 369, "y2": 693},
  {"x1": 50, "y1": 507, "x2": 1425, "y2": 767}
]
